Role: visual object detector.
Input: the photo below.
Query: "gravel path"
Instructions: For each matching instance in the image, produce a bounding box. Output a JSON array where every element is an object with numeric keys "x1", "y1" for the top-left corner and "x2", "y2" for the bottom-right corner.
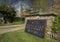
[{"x1": 0, "y1": 24, "x2": 25, "y2": 34}]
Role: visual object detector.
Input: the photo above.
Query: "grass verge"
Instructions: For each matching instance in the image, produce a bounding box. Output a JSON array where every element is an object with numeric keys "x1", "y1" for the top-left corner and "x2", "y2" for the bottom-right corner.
[
  {"x1": 0, "y1": 29, "x2": 58, "y2": 42},
  {"x1": 0, "y1": 21, "x2": 25, "y2": 26}
]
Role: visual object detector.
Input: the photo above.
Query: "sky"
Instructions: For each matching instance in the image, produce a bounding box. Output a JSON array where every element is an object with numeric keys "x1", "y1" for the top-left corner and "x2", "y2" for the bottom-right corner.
[
  {"x1": 0, "y1": 0, "x2": 53, "y2": 12},
  {"x1": 15, "y1": 0, "x2": 30, "y2": 10},
  {"x1": 15, "y1": 0, "x2": 53, "y2": 12},
  {"x1": 0, "y1": 0, "x2": 30, "y2": 13},
  {"x1": 15, "y1": 1, "x2": 30, "y2": 11}
]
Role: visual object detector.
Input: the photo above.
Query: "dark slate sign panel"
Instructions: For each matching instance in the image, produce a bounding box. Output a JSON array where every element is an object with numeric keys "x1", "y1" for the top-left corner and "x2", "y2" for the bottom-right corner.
[{"x1": 25, "y1": 20, "x2": 46, "y2": 38}]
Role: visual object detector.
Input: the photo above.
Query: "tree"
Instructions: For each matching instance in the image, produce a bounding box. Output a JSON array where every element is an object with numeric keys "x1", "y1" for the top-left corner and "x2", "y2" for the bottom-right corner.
[
  {"x1": 0, "y1": 1, "x2": 16, "y2": 23},
  {"x1": 7, "y1": 0, "x2": 25, "y2": 21},
  {"x1": 30, "y1": 0, "x2": 50, "y2": 12}
]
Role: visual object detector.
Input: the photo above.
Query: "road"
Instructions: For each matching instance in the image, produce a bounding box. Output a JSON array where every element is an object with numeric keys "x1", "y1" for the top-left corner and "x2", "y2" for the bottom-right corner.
[{"x1": 0, "y1": 24, "x2": 25, "y2": 34}]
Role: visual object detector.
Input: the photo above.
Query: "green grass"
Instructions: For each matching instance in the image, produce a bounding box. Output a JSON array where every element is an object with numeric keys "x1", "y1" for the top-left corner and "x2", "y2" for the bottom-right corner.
[
  {"x1": 0, "y1": 29, "x2": 58, "y2": 42},
  {"x1": 0, "y1": 21, "x2": 25, "y2": 26},
  {"x1": 11, "y1": 21, "x2": 25, "y2": 25}
]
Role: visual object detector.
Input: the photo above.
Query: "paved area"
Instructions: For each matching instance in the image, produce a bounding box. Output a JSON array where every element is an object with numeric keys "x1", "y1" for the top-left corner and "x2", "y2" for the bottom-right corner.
[{"x1": 0, "y1": 24, "x2": 25, "y2": 34}]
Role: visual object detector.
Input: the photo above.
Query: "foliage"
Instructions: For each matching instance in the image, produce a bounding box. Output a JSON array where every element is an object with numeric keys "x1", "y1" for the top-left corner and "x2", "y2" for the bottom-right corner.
[
  {"x1": 52, "y1": 14, "x2": 60, "y2": 33},
  {"x1": 0, "y1": 13, "x2": 3, "y2": 18},
  {"x1": 30, "y1": 0, "x2": 50, "y2": 7},
  {"x1": 0, "y1": 3, "x2": 16, "y2": 23},
  {"x1": 30, "y1": 0, "x2": 50, "y2": 12}
]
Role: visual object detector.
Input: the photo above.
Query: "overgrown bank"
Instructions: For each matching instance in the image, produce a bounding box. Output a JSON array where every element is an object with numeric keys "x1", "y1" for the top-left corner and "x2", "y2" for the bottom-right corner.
[
  {"x1": 52, "y1": 14, "x2": 60, "y2": 32},
  {"x1": 52, "y1": 14, "x2": 60, "y2": 42}
]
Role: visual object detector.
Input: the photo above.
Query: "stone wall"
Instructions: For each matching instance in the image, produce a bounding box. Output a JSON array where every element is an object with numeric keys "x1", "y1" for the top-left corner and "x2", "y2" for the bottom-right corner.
[
  {"x1": 25, "y1": 15, "x2": 55, "y2": 37},
  {"x1": 0, "y1": 17, "x2": 4, "y2": 24}
]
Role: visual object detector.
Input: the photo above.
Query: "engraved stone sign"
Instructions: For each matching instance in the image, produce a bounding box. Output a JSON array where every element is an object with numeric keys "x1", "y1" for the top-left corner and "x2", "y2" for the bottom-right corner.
[
  {"x1": 25, "y1": 14, "x2": 56, "y2": 38},
  {"x1": 25, "y1": 20, "x2": 46, "y2": 38}
]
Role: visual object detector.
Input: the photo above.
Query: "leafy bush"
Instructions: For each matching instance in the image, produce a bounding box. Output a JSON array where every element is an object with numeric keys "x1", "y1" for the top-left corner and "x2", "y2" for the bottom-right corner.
[{"x1": 52, "y1": 14, "x2": 60, "y2": 33}]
